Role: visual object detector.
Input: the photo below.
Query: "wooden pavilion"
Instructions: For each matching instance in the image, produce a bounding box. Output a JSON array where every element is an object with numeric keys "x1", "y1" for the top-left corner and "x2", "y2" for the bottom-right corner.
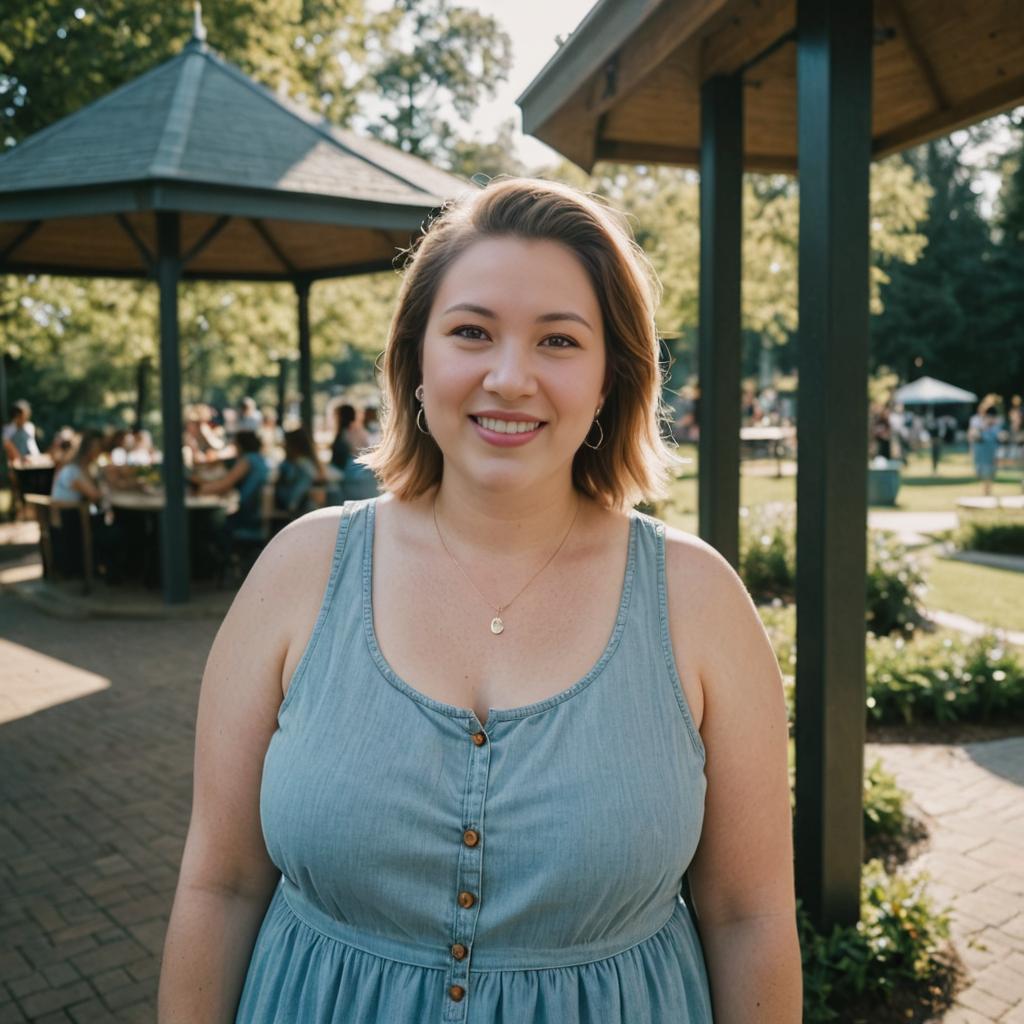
[
  {"x1": 519, "y1": 0, "x2": 1024, "y2": 928},
  {"x1": 0, "y1": 8, "x2": 469, "y2": 605}
]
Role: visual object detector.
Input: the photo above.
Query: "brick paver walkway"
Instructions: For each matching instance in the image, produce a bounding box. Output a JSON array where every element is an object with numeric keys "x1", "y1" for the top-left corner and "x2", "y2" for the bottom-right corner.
[
  {"x1": 2, "y1": 585, "x2": 1023, "y2": 1022},
  {"x1": 0, "y1": 592, "x2": 216, "y2": 1023},
  {"x1": 868, "y1": 740, "x2": 1024, "y2": 1023}
]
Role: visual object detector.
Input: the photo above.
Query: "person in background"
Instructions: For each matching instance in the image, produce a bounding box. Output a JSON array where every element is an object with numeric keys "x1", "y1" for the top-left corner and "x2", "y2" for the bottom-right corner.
[
  {"x1": 238, "y1": 397, "x2": 263, "y2": 433},
  {"x1": 274, "y1": 428, "x2": 326, "y2": 521},
  {"x1": 126, "y1": 430, "x2": 156, "y2": 466},
  {"x1": 969, "y1": 405, "x2": 1003, "y2": 498},
  {"x1": 49, "y1": 428, "x2": 124, "y2": 582},
  {"x1": 260, "y1": 408, "x2": 284, "y2": 454},
  {"x1": 927, "y1": 409, "x2": 957, "y2": 473},
  {"x1": 3, "y1": 400, "x2": 40, "y2": 465},
  {"x1": 330, "y1": 403, "x2": 357, "y2": 472},
  {"x1": 194, "y1": 429, "x2": 269, "y2": 544},
  {"x1": 362, "y1": 405, "x2": 381, "y2": 441},
  {"x1": 330, "y1": 403, "x2": 379, "y2": 501}
]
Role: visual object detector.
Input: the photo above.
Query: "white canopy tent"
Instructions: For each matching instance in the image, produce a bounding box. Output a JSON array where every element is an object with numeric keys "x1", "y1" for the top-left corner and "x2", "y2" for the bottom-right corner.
[{"x1": 894, "y1": 376, "x2": 978, "y2": 406}]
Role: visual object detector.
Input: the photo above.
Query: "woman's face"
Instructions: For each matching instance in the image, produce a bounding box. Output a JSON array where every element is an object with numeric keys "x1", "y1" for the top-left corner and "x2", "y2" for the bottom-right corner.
[{"x1": 421, "y1": 236, "x2": 606, "y2": 495}]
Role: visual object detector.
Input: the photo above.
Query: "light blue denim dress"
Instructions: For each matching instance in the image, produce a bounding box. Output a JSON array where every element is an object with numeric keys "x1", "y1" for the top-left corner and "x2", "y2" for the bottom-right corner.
[{"x1": 235, "y1": 496, "x2": 712, "y2": 1023}]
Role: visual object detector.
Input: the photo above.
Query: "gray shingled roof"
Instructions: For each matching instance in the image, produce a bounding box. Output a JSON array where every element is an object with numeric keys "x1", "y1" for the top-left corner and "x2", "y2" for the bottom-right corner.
[
  {"x1": 0, "y1": 36, "x2": 467, "y2": 207},
  {"x1": 0, "y1": 34, "x2": 474, "y2": 280}
]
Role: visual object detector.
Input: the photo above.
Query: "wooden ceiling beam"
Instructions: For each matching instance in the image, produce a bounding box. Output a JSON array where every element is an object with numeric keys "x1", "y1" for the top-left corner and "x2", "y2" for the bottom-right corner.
[
  {"x1": 882, "y1": 0, "x2": 949, "y2": 112},
  {"x1": 595, "y1": 138, "x2": 797, "y2": 173},
  {"x1": 873, "y1": 72, "x2": 1024, "y2": 158},
  {"x1": 700, "y1": 0, "x2": 795, "y2": 81}
]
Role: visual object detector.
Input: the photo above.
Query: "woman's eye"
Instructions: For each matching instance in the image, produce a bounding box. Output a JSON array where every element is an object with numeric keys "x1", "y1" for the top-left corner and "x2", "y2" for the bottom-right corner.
[
  {"x1": 542, "y1": 335, "x2": 579, "y2": 349},
  {"x1": 453, "y1": 325, "x2": 488, "y2": 340}
]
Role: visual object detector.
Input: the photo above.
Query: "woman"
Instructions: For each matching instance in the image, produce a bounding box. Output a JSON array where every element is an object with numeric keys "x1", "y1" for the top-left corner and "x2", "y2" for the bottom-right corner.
[
  {"x1": 969, "y1": 405, "x2": 1003, "y2": 497},
  {"x1": 159, "y1": 179, "x2": 801, "y2": 1022},
  {"x1": 194, "y1": 429, "x2": 270, "y2": 543},
  {"x1": 330, "y1": 402, "x2": 380, "y2": 500},
  {"x1": 49, "y1": 428, "x2": 123, "y2": 580},
  {"x1": 274, "y1": 427, "x2": 327, "y2": 520}
]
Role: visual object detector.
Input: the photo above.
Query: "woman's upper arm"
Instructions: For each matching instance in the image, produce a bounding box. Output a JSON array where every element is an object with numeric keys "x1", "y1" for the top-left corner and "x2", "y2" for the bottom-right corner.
[
  {"x1": 178, "y1": 512, "x2": 339, "y2": 896},
  {"x1": 665, "y1": 530, "x2": 795, "y2": 928}
]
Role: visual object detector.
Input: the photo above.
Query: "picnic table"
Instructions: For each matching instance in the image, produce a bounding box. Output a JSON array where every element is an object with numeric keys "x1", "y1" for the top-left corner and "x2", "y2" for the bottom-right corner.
[{"x1": 740, "y1": 425, "x2": 796, "y2": 477}]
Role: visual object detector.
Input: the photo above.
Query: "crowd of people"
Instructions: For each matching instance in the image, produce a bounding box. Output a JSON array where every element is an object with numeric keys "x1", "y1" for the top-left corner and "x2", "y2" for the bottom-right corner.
[
  {"x1": 2, "y1": 395, "x2": 384, "y2": 582},
  {"x1": 870, "y1": 394, "x2": 1024, "y2": 493}
]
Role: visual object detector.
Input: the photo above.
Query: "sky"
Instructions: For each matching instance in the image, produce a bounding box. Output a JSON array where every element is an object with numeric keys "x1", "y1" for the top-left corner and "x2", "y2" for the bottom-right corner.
[{"x1": 460, "y1": 0, "x2": 597, "y2": 169}]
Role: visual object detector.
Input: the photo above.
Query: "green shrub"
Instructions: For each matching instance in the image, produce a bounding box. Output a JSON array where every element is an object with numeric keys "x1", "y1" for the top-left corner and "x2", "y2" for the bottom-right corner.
[
  {"x1": 866, "y1": 631, "x2": 1024, "y2": 726},
  {"x1": 955, "y1": 518, "x2": 1024, "y2": 555},
  {"x1": 862, "y1": 759, "x2": 909, "y2": 845},
  {"x1": 865, "y1": 532, "x2": 928, "y2": 636},
  {"x1": 740, "y1": 505, "x2": 795, "y2": 601},
  {"x1": 800, "y1": 861, "x2": 953, "y2": 1022},
  {"x1": 741, "y1": 511, "x2": 929, "y2": 636},
  {"x1": 759, "y1": 605, "x2": 1024, "y2": 728}
]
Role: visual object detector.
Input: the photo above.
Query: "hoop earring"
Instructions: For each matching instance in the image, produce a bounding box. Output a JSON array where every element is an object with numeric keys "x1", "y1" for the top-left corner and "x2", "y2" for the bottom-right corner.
[
  {"x1": 583, "y1": 416, "x2": 604, "y2": 450},
  {"x1": 414, "y1": 385, "x2": 430, "y2": 435}
]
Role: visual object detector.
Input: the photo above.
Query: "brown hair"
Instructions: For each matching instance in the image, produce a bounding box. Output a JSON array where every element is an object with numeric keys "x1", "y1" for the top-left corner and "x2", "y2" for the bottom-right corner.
[{"x1": 360, "y1": 176, "x2": 684, "y2": 512}]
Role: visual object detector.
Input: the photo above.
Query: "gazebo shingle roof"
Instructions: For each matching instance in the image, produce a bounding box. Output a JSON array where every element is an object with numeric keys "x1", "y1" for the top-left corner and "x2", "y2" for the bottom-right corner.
[{"x1": 0, "y1": 36, "x2": 471, "y2": 279}]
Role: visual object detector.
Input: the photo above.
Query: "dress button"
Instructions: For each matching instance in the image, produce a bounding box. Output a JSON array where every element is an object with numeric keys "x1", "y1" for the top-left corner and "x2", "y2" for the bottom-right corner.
[
  {"x1": 449, "y1": 984, "x2": 466, "y2": 1002},
  {"x1": 463, "y1": 828, "x2": 480, "y2": 848},
  {"x1": 457, "y1": 890, "x2": 476, "y2": 909},
  {"x1": 471, "y1": 731, "x2": 487, "y2": 746},
  {"x1": 451, "y1": 943, "x2": 467, "y2": 960}
]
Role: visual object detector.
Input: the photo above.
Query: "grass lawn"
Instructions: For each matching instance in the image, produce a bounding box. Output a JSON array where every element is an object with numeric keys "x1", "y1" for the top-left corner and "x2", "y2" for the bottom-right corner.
[{"x1": 922, "y1": 555, "x2": 1024, "y2": 632}]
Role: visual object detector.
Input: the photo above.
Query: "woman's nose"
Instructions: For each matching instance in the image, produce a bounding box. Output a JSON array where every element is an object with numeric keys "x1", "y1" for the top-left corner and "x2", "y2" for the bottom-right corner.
[{"x1": 483, "y1": 342, "x2": 538, "y2": 398}]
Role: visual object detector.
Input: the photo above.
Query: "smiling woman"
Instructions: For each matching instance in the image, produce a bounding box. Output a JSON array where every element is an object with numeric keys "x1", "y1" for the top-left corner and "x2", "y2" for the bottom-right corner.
[{"x1": 159, "y1": 178, "x2": 801, "y2": 1024}]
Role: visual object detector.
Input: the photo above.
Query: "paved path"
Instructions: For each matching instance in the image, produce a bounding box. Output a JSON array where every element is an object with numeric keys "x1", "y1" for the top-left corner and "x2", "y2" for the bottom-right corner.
[
  {"x1": 0, "y1": 592, "x2": 216, "y2": 1023},
  {"x1": 1, "y1": 585, "x2": 1023, "y2": 1021},
  {"x1": 868, "y1": 740, "x2": 1024, "y2": 1023}
]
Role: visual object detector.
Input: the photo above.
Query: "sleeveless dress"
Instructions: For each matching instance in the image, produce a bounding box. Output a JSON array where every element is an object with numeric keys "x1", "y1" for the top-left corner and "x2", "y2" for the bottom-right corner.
[{"x1": 236, "y1": 496, "x2": 713, "y2": 1023}]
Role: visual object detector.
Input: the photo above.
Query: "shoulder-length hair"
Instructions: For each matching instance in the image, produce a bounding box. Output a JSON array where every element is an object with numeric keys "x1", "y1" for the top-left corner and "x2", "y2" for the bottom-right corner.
[{"x1": 360, "y1": 176, "x2": 684, "y2": 512}]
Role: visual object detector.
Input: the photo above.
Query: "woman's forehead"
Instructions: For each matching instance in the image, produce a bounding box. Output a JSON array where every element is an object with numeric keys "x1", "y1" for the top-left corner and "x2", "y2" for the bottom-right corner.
[{"x1": 433, "y1": 236, "x2": 599, "y2": 317}]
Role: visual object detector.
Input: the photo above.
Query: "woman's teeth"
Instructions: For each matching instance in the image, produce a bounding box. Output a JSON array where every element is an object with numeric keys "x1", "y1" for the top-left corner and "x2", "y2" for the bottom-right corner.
[{"x1": 475, "y1": 417, "x2": 541, "y2": 434}]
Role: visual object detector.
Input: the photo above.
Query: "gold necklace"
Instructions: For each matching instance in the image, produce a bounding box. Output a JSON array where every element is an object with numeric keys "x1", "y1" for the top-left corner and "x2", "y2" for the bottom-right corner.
[{"x1": 431, "y1": 492, "x2": 581, "y2": 636}]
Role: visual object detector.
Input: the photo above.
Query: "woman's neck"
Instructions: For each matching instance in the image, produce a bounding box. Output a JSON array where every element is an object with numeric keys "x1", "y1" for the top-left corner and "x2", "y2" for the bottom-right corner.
[{"x1": 427, "y1": 477, "x2": 585, "y2": 560}]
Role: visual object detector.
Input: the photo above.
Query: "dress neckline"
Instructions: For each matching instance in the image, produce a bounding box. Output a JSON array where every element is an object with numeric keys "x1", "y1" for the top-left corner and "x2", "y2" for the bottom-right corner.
[{"x1": 360, "y1": 495, "x2": 639, "y2": 728}]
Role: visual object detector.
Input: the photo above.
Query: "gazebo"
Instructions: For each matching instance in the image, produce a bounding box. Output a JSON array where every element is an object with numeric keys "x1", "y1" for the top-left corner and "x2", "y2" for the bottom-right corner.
[
  {"x1": 519, "y1": 0, "x2": 1024, "y2": 929},
  {"x1": 0, "y1": 9, "x2": 469, "y2": 605}
]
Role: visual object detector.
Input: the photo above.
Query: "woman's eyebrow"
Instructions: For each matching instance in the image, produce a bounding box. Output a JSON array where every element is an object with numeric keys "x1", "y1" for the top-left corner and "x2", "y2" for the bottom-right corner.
[{"x1": 442, "y1": 302, "x2": 593, "y2": 331}]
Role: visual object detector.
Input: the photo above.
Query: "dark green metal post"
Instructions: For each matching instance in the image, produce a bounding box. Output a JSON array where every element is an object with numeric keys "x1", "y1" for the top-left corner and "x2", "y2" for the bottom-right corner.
[
  {"x1": 698, "y1": 74, "x2": 743, "y2": 568},
  {"x1": 156, "y1": 211, "x2": 189, "y2": 603},
  {"x1": 136, "y1": 357, "x2": 149, "y2": 429},
  {"x1": 794, "y1": 0, "x2": 873, "y2": 929},
  {"x1": 277, "y1": 356, "x2": 288, "y2": 428},
  {"x1": 296, "y1": 279, "x2": 313, "y2": 436}
]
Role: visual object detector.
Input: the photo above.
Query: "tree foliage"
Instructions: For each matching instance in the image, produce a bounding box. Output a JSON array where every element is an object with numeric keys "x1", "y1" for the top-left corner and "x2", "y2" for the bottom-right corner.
[{"x1": 871, "y1": 121, "x2": 1024, "y2": 400}]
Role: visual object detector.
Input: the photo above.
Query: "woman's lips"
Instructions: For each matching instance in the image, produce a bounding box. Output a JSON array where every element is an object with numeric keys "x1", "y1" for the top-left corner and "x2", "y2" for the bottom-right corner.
[{"x1": 469, "y1": 416, "x2": 546, "y2": 447}]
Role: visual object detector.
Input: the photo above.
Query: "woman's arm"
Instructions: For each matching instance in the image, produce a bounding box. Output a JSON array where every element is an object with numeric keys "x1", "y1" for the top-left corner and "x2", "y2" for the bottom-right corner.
[
  {"x1": 665, "y1": 530, "x2": 802, "y2": 1023},
  {"x1": 71, "y1": 468, "x2": 103, "y2": 503},
  {"x1": 158, "y1": 512, "x2": 340, "y2": 1023},
  {"x1": 198, "y1": 456, "x2": 249, "y2": 496}
]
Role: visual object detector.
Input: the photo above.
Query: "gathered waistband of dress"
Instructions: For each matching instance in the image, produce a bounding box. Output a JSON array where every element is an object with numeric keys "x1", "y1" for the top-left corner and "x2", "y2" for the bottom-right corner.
[{"x1": 278, "y1": 878, "x2": 691, "y2": 972}]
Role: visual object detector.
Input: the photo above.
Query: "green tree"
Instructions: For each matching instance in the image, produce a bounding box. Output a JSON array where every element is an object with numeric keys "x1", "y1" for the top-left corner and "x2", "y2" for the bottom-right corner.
[
  {"x1": 359, "y1": 0, "x2": 512, "y2": 163},
  {"x1": 871, "y1": 128, "x2": 1024, "y2": 398}
]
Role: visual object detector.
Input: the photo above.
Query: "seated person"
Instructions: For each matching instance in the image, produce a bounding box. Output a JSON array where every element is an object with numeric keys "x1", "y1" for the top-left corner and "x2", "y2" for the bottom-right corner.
[
  {"x1": 49, "y1": 429, "x2": 123, "y2": 581},
  {"x1": 194, "y1": 429, "x2": 269, "y2": 546},
  {"x1": 274, "y1": 428, "x2": 326, "y2": 520}
]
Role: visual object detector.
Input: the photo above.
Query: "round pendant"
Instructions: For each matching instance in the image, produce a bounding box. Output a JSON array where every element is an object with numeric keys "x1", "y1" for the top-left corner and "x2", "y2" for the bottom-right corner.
[{"x1": 490, "y1": 616, "x2": 504, "y2": 635}]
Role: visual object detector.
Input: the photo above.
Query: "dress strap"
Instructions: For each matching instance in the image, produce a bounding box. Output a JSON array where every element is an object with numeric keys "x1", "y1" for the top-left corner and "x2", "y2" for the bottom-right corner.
[{"x1": 631, "y1": 511, "x2": 706, "y2": 762}]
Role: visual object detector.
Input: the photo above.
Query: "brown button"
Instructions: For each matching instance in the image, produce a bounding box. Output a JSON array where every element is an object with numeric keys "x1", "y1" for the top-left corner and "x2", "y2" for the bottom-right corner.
[
  {"x1": 463, "y1": 828, "x2": 480, "y2": 848},
  {"x1": 451, "y1": 943, "x2": 467, "y2": 961},
  {"x1": 457, "y1": 890, "x2": 476, "y2": 909},
  {"x1": 449, "y1": 985, "x2": 465, "y2": 1002},
  {"x1": 471, "y1": 731, "x2": 487, "y2": 746}
]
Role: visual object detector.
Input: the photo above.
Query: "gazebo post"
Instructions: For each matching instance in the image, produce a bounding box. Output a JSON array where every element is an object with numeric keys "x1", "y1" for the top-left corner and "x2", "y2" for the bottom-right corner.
[
  {"x1": 794, "y1": 0, "x2": 873, "y2": 929},
  {"x1": 698, "y1": 74, "x2": 744, "y2": 569},
  {"x1": 295, "y1": 278, "x2": 313, "y2": 437},
  {"x1": 156, "y1": 211, "x2": 190, "y2": 604}
]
